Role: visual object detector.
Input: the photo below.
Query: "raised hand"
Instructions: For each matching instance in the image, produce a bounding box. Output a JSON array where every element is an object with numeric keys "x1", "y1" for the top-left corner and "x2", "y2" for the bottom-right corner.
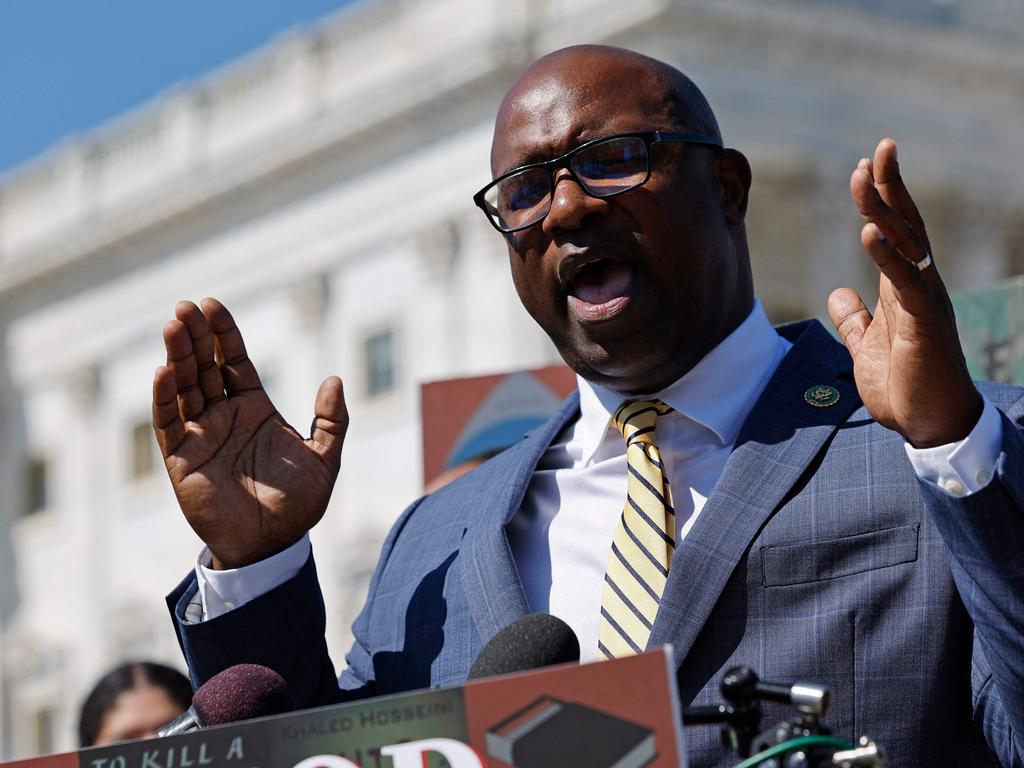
[
  {"x1": 827, "y1": 138, "x2": 982, "y2": 448},
  {"x1": 152, "y1": 298, "x2": 348, "y2": 569}
]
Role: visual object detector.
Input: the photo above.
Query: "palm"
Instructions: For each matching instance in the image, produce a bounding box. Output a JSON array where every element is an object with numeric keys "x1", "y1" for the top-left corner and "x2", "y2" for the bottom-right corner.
[
  {"x1": 829, "y1": 139, "x2": 980, "y2": 448},
  {"x1": 153, "y1": 299, "x2": 348, "y2": 568},
  {"x1": 846, "y1": 283, "x2": 931, "y2": 430}
]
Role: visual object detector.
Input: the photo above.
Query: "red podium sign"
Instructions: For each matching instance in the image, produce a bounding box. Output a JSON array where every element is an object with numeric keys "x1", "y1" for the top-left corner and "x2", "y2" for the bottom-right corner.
[{"x1": 3, "y1": 650, "x2": 685, "y2": 768}]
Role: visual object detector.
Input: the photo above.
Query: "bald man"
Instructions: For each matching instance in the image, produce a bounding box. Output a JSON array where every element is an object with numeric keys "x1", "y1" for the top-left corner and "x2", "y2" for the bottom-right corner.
[{"x1": 159, "y1": 46, "x2": 1024, "y2": 765}]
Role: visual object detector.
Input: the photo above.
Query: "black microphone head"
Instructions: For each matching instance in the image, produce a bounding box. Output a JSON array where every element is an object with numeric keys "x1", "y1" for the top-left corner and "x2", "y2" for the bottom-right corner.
[
  {"x1": 468, "y1": 613, "x2": 580, "y2": 680},
  {"x1": 192, "y1": 664, "x2": 294, "y2": 726}
]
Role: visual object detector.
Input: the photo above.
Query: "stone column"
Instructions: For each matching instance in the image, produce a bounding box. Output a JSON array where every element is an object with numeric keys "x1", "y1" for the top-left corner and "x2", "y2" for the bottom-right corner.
[
  {"x1": 415, "y1": 217, "x2": 463, "y2": 376},
  {"x1": 64, "y1": 365, "x2": 108, "y2": 705}
]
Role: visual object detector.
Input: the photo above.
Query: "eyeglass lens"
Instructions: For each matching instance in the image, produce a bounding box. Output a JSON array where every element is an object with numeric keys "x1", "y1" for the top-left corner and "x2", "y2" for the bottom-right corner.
[{"x1": 485, "y1": 136, "x2": 650, "y2": 231}]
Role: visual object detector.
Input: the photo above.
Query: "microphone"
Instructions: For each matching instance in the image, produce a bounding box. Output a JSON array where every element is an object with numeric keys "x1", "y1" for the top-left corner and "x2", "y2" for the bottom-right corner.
[
  {"x1": 468, "y1": 613, "x2": 580, "y2": 680},
  {"x1": 157, "y1": 664, "x2": 294, "y2": 737},
  {"x1": 720, "y1": 666, "x2": 829, "y2": 717}
]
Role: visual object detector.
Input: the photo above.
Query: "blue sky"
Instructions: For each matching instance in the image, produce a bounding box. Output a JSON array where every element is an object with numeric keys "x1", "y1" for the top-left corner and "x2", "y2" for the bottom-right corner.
[{"x1": 0, "y1": 0, "x2": 358, "y2": 175}]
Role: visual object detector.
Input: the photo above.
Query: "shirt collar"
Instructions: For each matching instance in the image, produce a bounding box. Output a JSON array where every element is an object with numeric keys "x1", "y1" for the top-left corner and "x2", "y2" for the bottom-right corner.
[{"x1": 575, "y1": 300, "x2": 791, "y2": 465}]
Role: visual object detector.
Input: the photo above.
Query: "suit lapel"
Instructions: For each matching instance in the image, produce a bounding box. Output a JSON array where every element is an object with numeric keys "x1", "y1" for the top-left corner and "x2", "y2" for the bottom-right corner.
[
  {"x1": 648, "y1": 322, "x2": 862, "y2": 669},
  {"x1": 458, "y1": 392, "x2": 582, "y2": 642}
]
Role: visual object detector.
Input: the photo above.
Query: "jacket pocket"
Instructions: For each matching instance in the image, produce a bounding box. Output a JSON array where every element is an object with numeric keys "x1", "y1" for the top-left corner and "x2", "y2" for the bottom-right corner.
[{"x1": 760, "y1": 524, "x2": 919, "y2": 587}]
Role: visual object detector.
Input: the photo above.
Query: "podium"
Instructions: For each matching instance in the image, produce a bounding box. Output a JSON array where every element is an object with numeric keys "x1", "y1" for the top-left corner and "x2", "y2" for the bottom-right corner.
[{"x1": 2, "y1": 650, "x2": 685, "y2": 768}]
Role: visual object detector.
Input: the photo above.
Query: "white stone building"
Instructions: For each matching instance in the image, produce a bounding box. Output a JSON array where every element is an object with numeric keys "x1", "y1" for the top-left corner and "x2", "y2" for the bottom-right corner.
[{"x1": 1, "y1": 0, "x2": 1022, "y2": 759}]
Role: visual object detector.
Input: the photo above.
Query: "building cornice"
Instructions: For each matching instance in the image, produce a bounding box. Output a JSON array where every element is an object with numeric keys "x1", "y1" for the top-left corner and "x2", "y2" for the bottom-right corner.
[{"x1": 1, "y1": 0, "x2": 1022, "y2": 299}]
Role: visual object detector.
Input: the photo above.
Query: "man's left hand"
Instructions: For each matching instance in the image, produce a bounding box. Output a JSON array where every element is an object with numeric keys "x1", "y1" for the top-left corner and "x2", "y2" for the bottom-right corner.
[{"x1": 828, "y1": 138, "x2": 982, "y2": 448}]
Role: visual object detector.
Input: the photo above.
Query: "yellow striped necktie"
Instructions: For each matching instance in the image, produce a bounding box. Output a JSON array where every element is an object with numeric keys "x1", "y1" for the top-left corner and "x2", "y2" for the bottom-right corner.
[{"x1": 598, "y1": 399, "x2": 675, "y2": 659}]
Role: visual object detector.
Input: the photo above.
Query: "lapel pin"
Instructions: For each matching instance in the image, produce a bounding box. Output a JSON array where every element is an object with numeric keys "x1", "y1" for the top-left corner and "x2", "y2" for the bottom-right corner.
[{"x1": 804, "y1": 385, "x2": 840, "y2": 408}]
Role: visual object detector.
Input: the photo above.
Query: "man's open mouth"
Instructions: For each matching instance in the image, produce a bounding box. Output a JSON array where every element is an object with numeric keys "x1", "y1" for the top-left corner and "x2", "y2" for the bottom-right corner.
[{"x1": 566, "y1": 258, "x2": 637, "y2": 322}]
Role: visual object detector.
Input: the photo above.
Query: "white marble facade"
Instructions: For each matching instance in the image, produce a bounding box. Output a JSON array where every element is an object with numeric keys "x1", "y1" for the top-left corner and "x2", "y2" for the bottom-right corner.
[{"x1": 1, "y1": 0, "x2": 1022, "y2": 758}]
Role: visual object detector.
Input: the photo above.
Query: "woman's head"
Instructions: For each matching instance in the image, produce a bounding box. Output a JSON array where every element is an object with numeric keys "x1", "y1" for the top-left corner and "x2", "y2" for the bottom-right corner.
[{"x1": 78, "y1": 661, "x2": 193, "y2": 747}]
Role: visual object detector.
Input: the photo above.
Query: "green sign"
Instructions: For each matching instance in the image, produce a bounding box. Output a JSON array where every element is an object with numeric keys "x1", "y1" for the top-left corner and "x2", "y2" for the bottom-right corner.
[{"x1": 952, "y1": 276, "x2": 1024, "y2": 385}]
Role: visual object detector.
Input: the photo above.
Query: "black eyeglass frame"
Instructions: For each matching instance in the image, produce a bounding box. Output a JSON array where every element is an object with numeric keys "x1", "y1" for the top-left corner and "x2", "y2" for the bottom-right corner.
[{"x1": 473, "y1": 130, "x2": 724, "y2": 233}]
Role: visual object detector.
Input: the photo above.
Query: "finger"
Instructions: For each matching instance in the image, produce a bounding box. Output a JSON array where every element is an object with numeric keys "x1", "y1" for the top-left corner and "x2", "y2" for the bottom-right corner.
[
  {"x1": 871, "y1": 138, "x2": 932, "y2": 254},
  {"x1": 175, "y1": 300, "x2": 226, "y2": 405},
  {"x1": 828, "y1": 287, "x2": 872, "y2": 355},
  {"x1": 163, "y1": 318, "x2": 204, "y2": 421},
  {"x1": 850, "y1": 164, "x2": 929, "y2": 270},
  {"x1": 859, "y1": 223, "x2": 930, "y2": 314},
  {"x1": 309, "y1": 376, "x2": 349, "y2": 471},
  {"x1": 199, "y1": 297, "x2": 264, "y2": 395},
  {"x1": 152, "y1": 365, "x2": 186, "y2": 456}
]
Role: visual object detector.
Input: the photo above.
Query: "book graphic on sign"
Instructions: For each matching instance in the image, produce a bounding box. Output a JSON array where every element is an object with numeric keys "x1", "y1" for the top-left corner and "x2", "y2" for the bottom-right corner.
[{"x1": 485, "y1": 696, "x2": 656, "y2": 768}]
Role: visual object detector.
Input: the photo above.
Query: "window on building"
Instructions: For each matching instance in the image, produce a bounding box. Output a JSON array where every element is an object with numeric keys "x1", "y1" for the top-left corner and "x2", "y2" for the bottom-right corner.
[
  {"x1": 34, "y1": 708, "x2": 55, "y2": 756},
  {"x1": 23, "y1": 455, "x2": 48, "y2": 518},
  {"x1": 130, "y1": 419, "x2": 157, "y2": 479},
  {"x1": 365, "y1": 329, "x2": 397, "y2": 397}
]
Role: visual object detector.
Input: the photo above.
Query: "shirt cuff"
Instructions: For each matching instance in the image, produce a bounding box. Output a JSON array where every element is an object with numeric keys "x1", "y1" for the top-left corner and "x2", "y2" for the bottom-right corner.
[
  {"x1": 191, "y1": 535, "x2": 312, "y2": 622},
  {"x1": 904, "y1": 395, "x2": 1002, "y2": 497}
]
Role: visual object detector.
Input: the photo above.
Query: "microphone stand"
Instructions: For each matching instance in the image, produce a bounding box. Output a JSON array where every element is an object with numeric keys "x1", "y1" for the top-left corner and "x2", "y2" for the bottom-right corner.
[{"x1": 681, "y1": 667, "x2": 883, "y2": 766}]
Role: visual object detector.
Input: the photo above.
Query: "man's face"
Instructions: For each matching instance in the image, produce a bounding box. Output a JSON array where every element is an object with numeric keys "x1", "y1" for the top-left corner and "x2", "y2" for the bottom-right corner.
[{"x1": 491, "y1": 53, "x2": 752, "y2": 394}]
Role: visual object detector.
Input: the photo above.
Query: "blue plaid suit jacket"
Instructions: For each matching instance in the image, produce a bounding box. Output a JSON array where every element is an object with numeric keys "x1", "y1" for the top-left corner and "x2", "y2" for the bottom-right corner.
[{"x1": 169, "y1": 320, "x2": 1024, "y2": 766}]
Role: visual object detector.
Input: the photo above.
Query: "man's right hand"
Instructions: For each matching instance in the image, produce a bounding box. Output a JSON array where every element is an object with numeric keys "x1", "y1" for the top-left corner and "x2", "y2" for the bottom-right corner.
[{"x1": 152, "y1": 298, "x2": 348, "y2": 569}]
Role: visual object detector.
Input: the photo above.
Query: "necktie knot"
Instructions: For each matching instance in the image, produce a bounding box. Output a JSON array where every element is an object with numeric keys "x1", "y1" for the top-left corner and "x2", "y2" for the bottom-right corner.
[{"x1": 612, "y1": 399, "x2": 673, "y2": 447}]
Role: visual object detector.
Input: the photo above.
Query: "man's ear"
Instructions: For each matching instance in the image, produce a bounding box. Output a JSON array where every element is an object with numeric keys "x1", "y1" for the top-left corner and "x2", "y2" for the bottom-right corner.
[{"x1": 715, "y1": 149, "x2": 752, "y2": 224}]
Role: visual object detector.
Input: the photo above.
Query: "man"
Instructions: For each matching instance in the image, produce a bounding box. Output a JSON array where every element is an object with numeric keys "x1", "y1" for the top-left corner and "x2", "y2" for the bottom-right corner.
[{"x1": 154, "y1": 46, "x2": 1024, "y2": 765}]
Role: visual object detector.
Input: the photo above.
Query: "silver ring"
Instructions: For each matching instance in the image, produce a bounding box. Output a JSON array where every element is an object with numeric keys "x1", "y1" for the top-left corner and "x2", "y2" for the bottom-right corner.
[{"x1": 915, "y1": 252, "x2": 933, "y2": 271}]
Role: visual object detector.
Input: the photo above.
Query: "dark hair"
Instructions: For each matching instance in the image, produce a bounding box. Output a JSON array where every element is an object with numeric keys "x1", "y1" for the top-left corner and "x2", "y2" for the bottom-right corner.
[{"x1": 78, "y1": 661, "x2": 193, "y2": 747}]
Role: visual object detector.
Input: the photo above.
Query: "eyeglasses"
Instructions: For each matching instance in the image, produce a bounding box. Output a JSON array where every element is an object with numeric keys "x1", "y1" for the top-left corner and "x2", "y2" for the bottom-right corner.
[{"x1": 473, "y1": 131, "x2": 723, "y2": 233}]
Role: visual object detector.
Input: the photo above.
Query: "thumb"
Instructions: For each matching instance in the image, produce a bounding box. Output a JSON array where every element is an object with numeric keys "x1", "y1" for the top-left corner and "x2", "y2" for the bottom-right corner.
[
  {"x1": 828, "y1": 287, "x2": 872, "y2": 355},
  {"x1": 309, "y1": 376, "x2": 349, "y2": 471}
]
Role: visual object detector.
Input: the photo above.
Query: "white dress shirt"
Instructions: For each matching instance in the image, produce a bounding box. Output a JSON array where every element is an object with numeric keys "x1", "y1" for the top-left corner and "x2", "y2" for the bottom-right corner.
[{"x1": 192, "y1": 302, "x2": 1003, "y2": 664}]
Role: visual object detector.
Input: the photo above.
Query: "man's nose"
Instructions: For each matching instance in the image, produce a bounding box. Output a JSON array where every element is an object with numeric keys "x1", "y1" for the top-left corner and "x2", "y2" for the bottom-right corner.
[{"x1": 542, "y1": 170, "x2": 609, "y2": 233}]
